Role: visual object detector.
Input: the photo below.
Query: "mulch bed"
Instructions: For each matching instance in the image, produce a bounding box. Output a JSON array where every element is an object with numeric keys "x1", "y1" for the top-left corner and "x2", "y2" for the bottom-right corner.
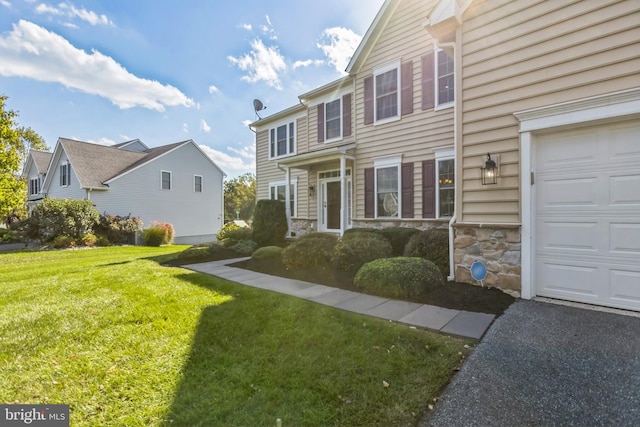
[{"x1": 230, "y1": 258, "x2": 515, "y2": 316}]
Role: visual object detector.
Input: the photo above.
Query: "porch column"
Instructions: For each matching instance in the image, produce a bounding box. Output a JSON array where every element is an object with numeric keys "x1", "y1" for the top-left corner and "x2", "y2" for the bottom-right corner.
[
  {"x1": 284, "y1": 166, "x2": 292, "y2": 236},
  {"x1": 340, "y1": 156, "x2": 346, "y2": 234}
]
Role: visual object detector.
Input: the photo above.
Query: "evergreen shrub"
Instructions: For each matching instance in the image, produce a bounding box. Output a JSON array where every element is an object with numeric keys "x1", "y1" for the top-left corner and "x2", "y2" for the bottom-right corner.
[
  {"x1": 403, "y1": 229, "x2": 450, "y2": 277},
  {"x1": 282, "y1": 233, "x2": 338, "y2": 272},
  {"x1": 354, "y1": 257, "x2": 444, "y2": 299},
  {"x1": 332, "y1": 233, "x2": 392, "y2": 276},
  {"x1": 252, "y1": 199, "x2": 287, "y2": 247},
  {"x1": 380, "y1": 227, "x2": 420, "y2": 256}
]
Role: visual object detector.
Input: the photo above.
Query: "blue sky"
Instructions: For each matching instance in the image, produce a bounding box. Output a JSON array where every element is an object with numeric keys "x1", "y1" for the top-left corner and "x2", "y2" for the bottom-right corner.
[{"x1": 0, "y1": 0, "x2": 384, "y2": 178}]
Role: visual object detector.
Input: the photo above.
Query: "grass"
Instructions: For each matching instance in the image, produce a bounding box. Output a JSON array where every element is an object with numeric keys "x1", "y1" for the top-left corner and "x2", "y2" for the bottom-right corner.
[{"x1": 0, "y1": 246, "x2": 472, "y2": 426}]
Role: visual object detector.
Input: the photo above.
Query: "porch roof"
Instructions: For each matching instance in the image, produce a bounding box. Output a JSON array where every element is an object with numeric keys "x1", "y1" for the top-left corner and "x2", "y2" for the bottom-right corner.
[{"x1": 276, "y1": 143, "x2": 356, "y2": 170}]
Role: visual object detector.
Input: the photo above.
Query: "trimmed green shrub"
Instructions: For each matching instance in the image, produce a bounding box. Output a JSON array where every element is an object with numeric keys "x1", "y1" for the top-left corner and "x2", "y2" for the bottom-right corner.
[
  {"x1": 252, "y1": 199, "x2": 287, "y2": 247},
  {"x1": 95, "y1": 214, "x2": 143, "y2": 244},
  {"x1": 251, "y1": 246, "x2": 284, "y2": 261},
  {"x1": 297, "y1": 232, "x2": 339, "y2": 242},
  {"x1": 0, "y1": 228, "x2": 21, "y2": 244},
  {"x1": 231, "y1": 239, "x2": 258, "y2": 256},
  {"x1": 50, "y1": 235, "x2": 76, "y2": 249},
  {"x1": 282, "y1": 234, "x2": 338, "y2": 272},
  {"x1": 354, "y1": 257, "x2": 445, "y2": 299},
  {"x1": 79, "y1": 233, "x2": 97, "y2": 247},
  {"x1": 177, "y1": 245, "x2": 211, "y2": 260},
  {"x1": 216, "y1": 222, "x2": 252, "y2": 246},
  {"x1": 343, "y1": 227, "x2": 383, "y2": 239},
  {"x1": 332, "y1": 233, "x2": 393, "y2": 276},
  {"x1": 403, "y1": 229, "x2": 450, "y2": 277},
  {"x1": 380, "y1": 227, "x2": 420, "y2": 256},
  {"x1": 142, "y1": 222, "x2": 174, "y2": 246},
  {"x1": 29, "y1": 198, "x2": 100, "y2": 241}
]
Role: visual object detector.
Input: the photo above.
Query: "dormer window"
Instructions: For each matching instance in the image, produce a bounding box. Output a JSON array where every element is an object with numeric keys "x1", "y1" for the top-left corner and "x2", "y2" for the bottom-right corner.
[
  {"x1": 29, "y1": 177, "x2": 41, "y2": 195},
  {"x1": 60, "y1": 162, "x2": 71, "y2": 187}
]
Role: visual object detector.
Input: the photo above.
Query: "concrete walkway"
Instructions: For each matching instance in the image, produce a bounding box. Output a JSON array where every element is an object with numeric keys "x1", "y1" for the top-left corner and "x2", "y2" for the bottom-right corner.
[{"x1": 184, "y1": 258, "x2": 495, "y2": 339}]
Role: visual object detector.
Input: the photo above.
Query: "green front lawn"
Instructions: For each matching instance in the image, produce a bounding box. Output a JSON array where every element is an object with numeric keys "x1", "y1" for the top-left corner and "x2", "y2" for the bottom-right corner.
[{"x1": 0, "y1": 246, "x2": 472, "y2": 426}]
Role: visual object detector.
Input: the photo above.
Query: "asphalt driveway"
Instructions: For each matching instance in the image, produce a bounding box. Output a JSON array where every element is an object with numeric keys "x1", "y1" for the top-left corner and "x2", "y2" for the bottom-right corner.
[{"x1": 421, "y1": 300, "x2": 640, "y2": 426}]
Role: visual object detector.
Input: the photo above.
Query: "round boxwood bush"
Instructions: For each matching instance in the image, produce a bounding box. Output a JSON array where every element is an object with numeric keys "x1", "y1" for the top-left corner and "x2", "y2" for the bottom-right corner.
[
  {"x1": 354, "y1": 257, "x2": 444, "y2": 299},
  {"x1": 231, "y1": 239, "x2": 258, "y2": 256},
  {"x1": 252, "y1": 199, "x2": 287, "y2": 247},
  {"x1": 282, "y1": 234, "x2": 338, "y2": 272},
  {"x1": 332, "y1": 233, "x2": 393, "y2": 277},
  {"x1": 403, "y1": 229, "x2": 450, "y2": 277},
  {"x1": 380, "y1": 227, "x2": 420, "y2": 256},
  {"x1": 251, "y1": 246, "x2": 283, "y2": 261}
]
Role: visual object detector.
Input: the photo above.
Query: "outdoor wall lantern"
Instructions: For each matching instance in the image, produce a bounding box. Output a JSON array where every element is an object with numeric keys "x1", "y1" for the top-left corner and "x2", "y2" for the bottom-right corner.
[
  {"x1": 481, "y1": 153, "x2": 498, "y2": 185},
  {"x1": 308, "y1": 185, "x2": 315, "y2": 197}
]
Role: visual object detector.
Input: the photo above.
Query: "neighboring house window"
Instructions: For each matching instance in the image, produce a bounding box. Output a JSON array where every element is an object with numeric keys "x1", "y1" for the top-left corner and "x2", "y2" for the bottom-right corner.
[
  {"x1": 161, "y1": 170, "x2": 171, "y2": 190},
  {"x1": 60, "y1": 162, "x2": 71, "y2": 187},
  {"x1": 29, "y1": 177, "x2": 40, "y2": 195},
  {"x1": 194, "y1": 175, "x2": 203, "y2": 192},
  {"x1": 269, "y1": 121, "x2": 296, "y2": 158},
  {"x1": 364, "y1": 61, "x2": 413, "y2": 125},
  {"x1": 269, "y1": 180, "x2": 297, "y2": 217},
  {"x1": 422, "y1": 47, "x2": 455, "y2": 110},
  {"x1": 316, "y1": 94, "x2": 352, "y2": 143},
  {"x1": 436, "y1": 47, "x2": 454, "y2": 106}
]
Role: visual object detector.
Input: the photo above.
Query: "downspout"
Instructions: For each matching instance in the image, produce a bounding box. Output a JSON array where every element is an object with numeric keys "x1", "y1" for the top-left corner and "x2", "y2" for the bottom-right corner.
[{"x1": 436, "y1": 33, "x2": 461, "y2": 282}]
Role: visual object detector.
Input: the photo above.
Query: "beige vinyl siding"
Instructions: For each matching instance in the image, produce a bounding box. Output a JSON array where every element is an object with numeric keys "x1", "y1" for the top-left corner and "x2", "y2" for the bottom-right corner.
[
  {"x1": 459, "y1": 0, "x2": 640, "y2": 223},
  {"x1": 306, "y1": 98, "x2": 355, "y2": 152},
  {"x1": 352, "y1": 0, "x2": 453, "y2": 220}
]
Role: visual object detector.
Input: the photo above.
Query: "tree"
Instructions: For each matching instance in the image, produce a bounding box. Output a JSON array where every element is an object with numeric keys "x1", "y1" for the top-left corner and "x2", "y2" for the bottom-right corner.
[
  {"x1": 224, "y1": 173, "x2": 256, "y2": 221},
  {"x1": 0, "y1": 95, "x2": 48, "y2": 223}
]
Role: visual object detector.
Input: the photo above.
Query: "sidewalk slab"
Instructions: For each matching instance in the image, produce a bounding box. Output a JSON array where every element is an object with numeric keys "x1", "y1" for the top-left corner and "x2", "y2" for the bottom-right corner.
[
  {"x1": 399, "y1": 305, "x2": 460, "y2": 330},
  {"x1": 308, "y1": 289, "x2": 361, "y2": 306},
  {"x1": 440, "y1": 311, "x2": 495, "y2": 339},
  {"x1": 365, "y1": 300, "x2": 423, "y2": 321},
  {"x1": 334, "y1": 294, "x2": 389, "y2": 314}
]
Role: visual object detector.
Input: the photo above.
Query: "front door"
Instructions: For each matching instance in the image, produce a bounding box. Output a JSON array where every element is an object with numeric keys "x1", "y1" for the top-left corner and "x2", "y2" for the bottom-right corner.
[{"x1": 323, "y1": 181, "x2": 341, "y2": 231}]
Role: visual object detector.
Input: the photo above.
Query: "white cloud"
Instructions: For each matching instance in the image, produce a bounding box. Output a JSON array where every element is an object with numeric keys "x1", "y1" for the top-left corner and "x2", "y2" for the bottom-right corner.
[
  {"x1": 1, "y1": 0, "x2": 11, "y2": 8},
  {"x1": 86, "y1": 137, "x2": 116, "y2": 146},
  {"x1": 317, "y1": 27, "x2": 362, "y2": 74},
  {"x1": 198, "y1": 144, "x2": 255, "y2": 178},
  {"x1": 261, "y1": 14, "x2": 277, "y2": 40},
  {"x1": 293, "y1": 59, "x2": 324, "y2": 69},
  {"x1": 242, "y1": 119, "x2": 252, "y2": 127},
  {"x1": 240, "y1": 23, "x2": 252, "y2": 31},
  {"x1": 200, "y1": 119, "x2": 211, "y2": 133},
  {"x1": 183, "y1": 123, "x2": 189, "y2": 133},
  {"x1": 228, "y1": 38, "x2": 286, "y2": 90},
  {"x1": 0, "y1": 21, "x2": 195, "y2": 111},
  {"x1": 35, "y1": 2, "x2": 114, "y2": 26},
  {"x1": 208, "y1": 85, "x2": 220, "y2": 94}
]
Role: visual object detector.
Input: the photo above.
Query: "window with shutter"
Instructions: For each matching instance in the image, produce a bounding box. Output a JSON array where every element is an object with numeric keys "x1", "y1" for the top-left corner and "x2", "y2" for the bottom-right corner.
[
  {"x1": 342, "y1": 93, "x2": 352, "y2": 137},
  {"x1": 401, "y1": 163, "x2": 414, "y2": 218},
  {"x1": 364, "y1": 77, "x2": 374, "y2": 125},
  {"x1": 364, "y1": 167, "x2": 374, "y2": 218},
  {"x1": 422, "y1": 160, "x2": 435, "y2": 218},
  {"x1": 401, "y1": 61, "x2": 413, "y2": 116}
]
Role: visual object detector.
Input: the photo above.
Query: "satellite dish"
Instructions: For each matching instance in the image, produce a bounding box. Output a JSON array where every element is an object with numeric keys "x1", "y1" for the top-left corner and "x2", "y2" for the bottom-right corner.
[{"x1": 253, "y1": 99, "x2": 266, "y2": 119}]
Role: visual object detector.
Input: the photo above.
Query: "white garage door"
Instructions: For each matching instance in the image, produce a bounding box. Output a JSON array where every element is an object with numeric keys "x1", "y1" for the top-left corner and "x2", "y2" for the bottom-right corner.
[{"x1": 535, "y1": 119, "x2": 640, "y2": 311}]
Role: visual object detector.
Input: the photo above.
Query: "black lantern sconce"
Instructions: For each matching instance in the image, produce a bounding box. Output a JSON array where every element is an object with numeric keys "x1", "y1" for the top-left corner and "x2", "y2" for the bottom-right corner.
[
  {"x1": 481, "y1": 153, "x2": 498, "y2": 185},
  {"x1": 308, "y1": 185, "x2": 315, "y2": 197}
]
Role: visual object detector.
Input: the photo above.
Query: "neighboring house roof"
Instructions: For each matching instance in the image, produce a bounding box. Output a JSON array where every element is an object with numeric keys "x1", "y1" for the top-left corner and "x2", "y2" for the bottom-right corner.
[
  {"x1": 29, "y1": 150, "x2": 53, "y2": 174},
  {"x1": 41, "y1": 137, "x2": 225, "y2": 191},
  {"x1": 112, "y1": 138, "x2": 149, "y2": 151}
]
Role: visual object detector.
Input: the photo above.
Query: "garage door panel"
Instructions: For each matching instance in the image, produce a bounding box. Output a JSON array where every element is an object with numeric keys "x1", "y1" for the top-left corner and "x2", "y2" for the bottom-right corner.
[
  {"x1": 610, "y1": 270, "x2": 640, "y2": 305},
  {"x1": 535, "y1": 119, "x2": 640, "y2": 311},
  {"x1": 537, "y1": 220, "x2": 598, "y2": 252},
  {"x1": 537, "y1": 260, "x2": 599, "y2": 296},
  {"x1": 610, "y1": 174, "x2": 640, "y2": 205},
  {"x1": 610, "y1": 223, "x2": 640, "y2": 254},
  {"x1": 538, "y1": 176, "x2": 598, "y2": 208}
]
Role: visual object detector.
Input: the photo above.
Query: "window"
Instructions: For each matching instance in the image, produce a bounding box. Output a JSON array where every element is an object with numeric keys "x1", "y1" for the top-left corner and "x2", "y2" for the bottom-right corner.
[
  {"x1": 269, "y1": 121, "x2": 296, "y2": 158},
  {"x1": 269, "y1": 180, "x2": 297, "y2": 217},
  {"x1": 436, "y1": 47, "x2": 454, "y2": 106},
  {"x1": 194, "y1": 175, "x2": 203, "y2": 192},
  {"x1": 375, "y1": 65, "x2": 399, "y2": 122},
  {"x1": 161, "y1": 171, "x2": 171, "y2": 190},
  {"x1": 376, "y1": 166, "x2": 399, "y2": 218},
  {"x1": 59, "y1": 163, "x2": 70, "y2": 187},
  {"x1": 434, "y1": 147, "x2": 455, "y2": 218},
  {"x1": 29, "y1": 177, "x2": 40, "y2": 195},
  {"x1": 325, "y1": 99, "x2": 341, "y2": 140}
]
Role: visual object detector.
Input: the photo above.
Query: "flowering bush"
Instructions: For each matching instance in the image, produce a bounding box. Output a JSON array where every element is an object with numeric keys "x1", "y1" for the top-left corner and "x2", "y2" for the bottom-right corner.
[{"x1": 142, "y1": 222, "x2": 174, "y2": 246}]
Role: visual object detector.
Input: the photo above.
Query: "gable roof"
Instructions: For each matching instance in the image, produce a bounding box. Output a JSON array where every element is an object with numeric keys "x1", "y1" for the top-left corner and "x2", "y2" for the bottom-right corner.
[{"x1": 30, "y1": 150, "x2": 53, "y2": 173}]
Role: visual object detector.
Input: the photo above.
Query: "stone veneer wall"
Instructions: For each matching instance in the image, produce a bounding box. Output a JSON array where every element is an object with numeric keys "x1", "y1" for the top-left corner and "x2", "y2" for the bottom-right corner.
[{"x1": 453, "y1": 225, "x2": 522, "y2": 297}]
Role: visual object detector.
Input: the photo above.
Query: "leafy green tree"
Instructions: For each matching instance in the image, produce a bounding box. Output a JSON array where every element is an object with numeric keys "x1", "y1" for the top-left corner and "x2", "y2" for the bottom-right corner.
[
  {"x1": 0, "y1": 95, "x2": 48, "y2": 223},
  {"x1": 224, "y1": 172, "x2": 256, "y2": 220}
]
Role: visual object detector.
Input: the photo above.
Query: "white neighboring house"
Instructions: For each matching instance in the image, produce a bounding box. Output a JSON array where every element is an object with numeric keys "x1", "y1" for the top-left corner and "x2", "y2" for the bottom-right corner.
[{"x1": 22, "y1": 138, "x2": 226, "y2": 244}]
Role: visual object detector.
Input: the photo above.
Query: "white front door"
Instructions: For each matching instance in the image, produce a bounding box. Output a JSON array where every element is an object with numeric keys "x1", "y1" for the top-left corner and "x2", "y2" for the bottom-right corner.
[
  {"x1": 318, "y1": 174, "x2": 352, "y2": 233},
  {"x1": 534, "y1": 119, "x2": 640, "y2": 311}
]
